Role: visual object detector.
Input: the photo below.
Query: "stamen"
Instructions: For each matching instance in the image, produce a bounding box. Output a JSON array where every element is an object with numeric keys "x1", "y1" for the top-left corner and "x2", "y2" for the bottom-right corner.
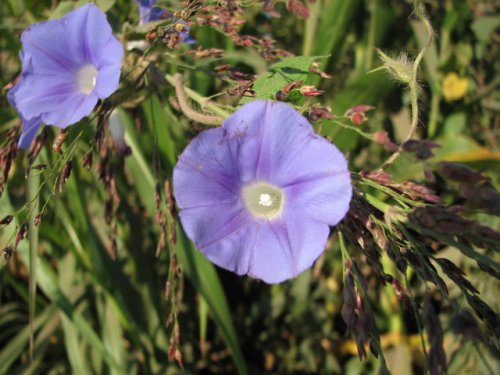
[{"x1": 259, "y1": 193, "x2": 273, "y2": 207}]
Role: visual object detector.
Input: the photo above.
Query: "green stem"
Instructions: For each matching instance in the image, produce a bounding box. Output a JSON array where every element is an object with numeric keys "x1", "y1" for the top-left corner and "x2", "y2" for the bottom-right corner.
[
  {"x1": 405, "y1": 273, "x2": 428, "y2": 361},
  {"x1": 28, "y1": 170, "x2": 40, "y2": 360},
  {"x1": 364, "y1": 193, "x2": 391, "y2": 214},
  {"x1": 332, "y1": 120, "x2": 375, "y2": 141},
  {"x1": 337, "y1": 230, "x2": 350, "y2": 279},
  {"x1": 357, "y1": 177, "x2": 415, "y2": 208},
  {"x1": 381, "y1": 253, "x2": 403, "y2": 334},
  {"x1": 365, "y1": 0, "x2": 378, "y2": 71},
  {"x1": 302, "y1": 0, "x2": 321, "y2": 56},
  {"x1": 428, "y1": 93, "x2": 441, "y2": 138}
]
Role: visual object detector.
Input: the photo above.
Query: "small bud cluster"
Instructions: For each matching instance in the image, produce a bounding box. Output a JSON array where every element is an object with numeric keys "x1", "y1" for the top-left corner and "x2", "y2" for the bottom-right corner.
[{"x1": 196, "y1": 5, "x2": 291, "y2": 61}]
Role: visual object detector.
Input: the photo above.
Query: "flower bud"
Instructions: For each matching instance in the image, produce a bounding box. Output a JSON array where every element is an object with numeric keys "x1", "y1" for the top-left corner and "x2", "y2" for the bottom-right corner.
[
  {"x1": 376, "y1": 49, "x2": 413, "y2": 86},
  {"x1": 109, "y1": 109, "x2": 131, "y2": 157}
]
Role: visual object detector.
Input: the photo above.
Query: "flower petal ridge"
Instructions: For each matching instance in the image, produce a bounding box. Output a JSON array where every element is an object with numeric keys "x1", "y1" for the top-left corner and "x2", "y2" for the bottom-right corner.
[{"x1": 173, "y1": 100, "x2": 352, "y2": 284}]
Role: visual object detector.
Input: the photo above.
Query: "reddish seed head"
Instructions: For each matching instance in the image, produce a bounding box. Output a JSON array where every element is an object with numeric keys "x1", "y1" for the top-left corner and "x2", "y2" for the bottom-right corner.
[
  {"x1": 287, "y1": 0, "x2": 310, "y2": 18},
  {"x1": 82, "y1": 151, "x2": 93, "y2": 170},
  {"x1": 2, "y1": 246, "x2": 13, "y2": 262},
  {"x1": 34, "y1": 213, "x2": 43, "y2": 227},
  {"x1": 53, "y1": 130, "x2": 66, "y2": 154},
  {"x1": 214, "y1": 63, "x2": 231, "y2": 72},
  {"x1": 15, "y1": 222, "x2": 29, "y2": 248},
  {"x1": 299, "y1": 85, "x2": 324, "y2": 96},
  {"x1": 310, "y1": 62, "x2": 332, "y2": 79}
]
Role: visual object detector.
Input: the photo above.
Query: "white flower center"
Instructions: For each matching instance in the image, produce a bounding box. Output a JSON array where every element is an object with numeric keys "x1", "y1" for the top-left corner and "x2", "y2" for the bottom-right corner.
[
  {"x1": 258, "y1": 193, "x2": 273, "y2": 207},
  {"x1": 242, "y1": 181, "x2": 284, "y2": 220},
  {"x1": 77, "y1": 64, "x2": 98, "y2": 94}
]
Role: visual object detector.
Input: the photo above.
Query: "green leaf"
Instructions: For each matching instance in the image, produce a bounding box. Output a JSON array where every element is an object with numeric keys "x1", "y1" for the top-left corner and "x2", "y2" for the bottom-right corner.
[
  {"x1": 0, "y1": 304, "x2": 55, "y2": 374},
  {"x1": 433, "y1": 134, "x2": 500, "y2": 163},
  {"x1": 311, "y1": 0, "x2": 363, "y2": 65},
  {"x1": 19, "y1": 248, "x2": 128, "y2": 375},
  {"x1": 59, "y1": 253, "x2": 90, "y2": 374},
  {"x1": 140, "y1": 96, "x2": 180, "y2": 171},
  {"x1": 0, "y1": 195, "x2": 129, "y2": 375},
  {"x1": 442, "y1": 112, "x2": 466, "y2": 136},
  {"x1": 49, "y1": 0, "x2": 114, "y2": 19},
  {"x1": 49, "y1": 1, "x2": 77, "y2": 19},
  {"x1": 471, "y1": 16, "x2": 500, "y2": 44},
  {"x1": 240, "y1": 56, "x2": 322, "y2": 104},
  {"x1": 95, "y1": 0, "x2": 115, "y2": 12},
  {"x1": 175, "y1": 235, "x2": 247, "y2": 375}
]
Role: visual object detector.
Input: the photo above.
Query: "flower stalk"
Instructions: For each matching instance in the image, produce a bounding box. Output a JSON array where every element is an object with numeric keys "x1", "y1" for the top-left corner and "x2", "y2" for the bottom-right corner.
[{"x1": 379, "y1": 1, "x2": 434, "y2": 169}]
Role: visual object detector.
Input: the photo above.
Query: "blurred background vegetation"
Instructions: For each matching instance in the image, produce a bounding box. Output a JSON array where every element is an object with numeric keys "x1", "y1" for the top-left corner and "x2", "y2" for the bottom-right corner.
[{"x1": 0, "y1": 0, "x2": 499, "y2": 374}]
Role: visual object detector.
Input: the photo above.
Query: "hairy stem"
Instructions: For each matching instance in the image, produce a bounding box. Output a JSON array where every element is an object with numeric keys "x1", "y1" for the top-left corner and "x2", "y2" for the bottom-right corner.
[
  {"x1": 380, "y1": 2, "x2": 434, "y2": 169},
  {"x1": 170, "y1": 73, "x2": 224, "y2": 126}
]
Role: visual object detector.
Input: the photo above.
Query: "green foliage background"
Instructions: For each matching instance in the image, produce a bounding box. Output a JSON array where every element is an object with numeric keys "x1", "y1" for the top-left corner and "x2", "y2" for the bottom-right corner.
[{"x1": 0, "y1": 0, "x2": 498, "y2": 374}]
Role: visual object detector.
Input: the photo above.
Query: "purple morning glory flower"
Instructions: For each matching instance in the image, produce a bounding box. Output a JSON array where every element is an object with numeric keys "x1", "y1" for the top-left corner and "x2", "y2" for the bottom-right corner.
[
  {"x1": 136, "y1": 0, "x2": 166, "y2": 24},
  {"x1": 134, "y1": 0, "x2": 195, "y2": 44},
  {"x1": 173, "y1": 100, "x2": 352, "y2": 284},
  {"x1": 8, "y1": 3, "x2": 123, "y2": 149}
]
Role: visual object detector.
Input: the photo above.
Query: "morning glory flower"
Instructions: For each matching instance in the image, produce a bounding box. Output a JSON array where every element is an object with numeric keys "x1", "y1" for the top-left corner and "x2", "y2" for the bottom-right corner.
[
  {"x1": 8, "y1": 3, "x2": 123, "y2": 148},
  {"x1": 134, "y1": 0, "x2": 195, "y2": 44},
  {"x1": 173, "y1": 100, "x2": 352, "y2": 284},
  {"x1": 136, "y1": 0, "x2": 166, "y2": 24}
]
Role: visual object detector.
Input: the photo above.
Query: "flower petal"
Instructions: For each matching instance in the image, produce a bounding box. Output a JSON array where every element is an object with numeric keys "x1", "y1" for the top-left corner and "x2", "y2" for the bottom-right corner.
[
  {"x1": 61, "y1": 3, "x2": 117, "y2": 64},
  {"x1": 284, "y1": 171, "x2": 351, "y2": 225},
  {"x1": 95, "y1": 63, "x2": 122, "y2": 98},
  {"x1": 222, "y1": 100, "x2": 333, "y2": 183},
  {"x1": 14, "y1": 71, "x2": 98, "y2": 127},
  {"x1": 41, "y1": 93, "x2": 98, "y2": 127},
  {"x1": 13, "y1": 72, "x2": 78, "y2": 120},
  {"x1": 281, "y1": 208, "x2": 331, "y2": 273},
  {"x1": 269, "y1": 130, "x2": 350, "y2": 188},
  {"x1": 92, "y1": 36, "x2": 123, "y2": 68},
  {"x1": 174, "y1": 127, "x2": 242, "y2": 209},
  {"x1": 179, "y1": 204, "x2": 254, "y2": 275},
  {"x1": 21, "y1": 17, "x2": 79, "y2": 74},
  {"x1": 245, "y1": 220, "x2": 295, "y2": 283},
  {"x1": 245, "y1": 214, "x2": 329, "y2": 283},
  {"x1": 223, "y1": 101, "x2": 350, "y2": 189},
  {"x1": 18, "y1": 117, "x2": 42, "y2": 149},
  {"x1": 221, "y1": 100, "x2": 275, "y2": 183}
]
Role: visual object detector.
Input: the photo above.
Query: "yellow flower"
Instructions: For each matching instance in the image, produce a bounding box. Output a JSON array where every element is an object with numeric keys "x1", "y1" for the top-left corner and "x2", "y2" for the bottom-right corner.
[{"x1": 443, "y1": 72, "x2": 469, "y2": 101}]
